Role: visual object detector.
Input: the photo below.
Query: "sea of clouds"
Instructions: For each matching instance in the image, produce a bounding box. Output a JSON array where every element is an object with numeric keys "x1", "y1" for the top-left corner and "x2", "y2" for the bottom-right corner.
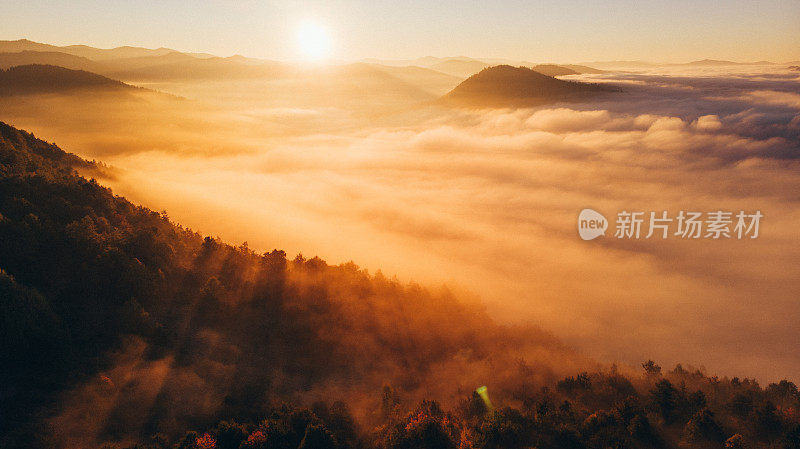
[{"x1": 3, "y1": 65, "x2": 798, "y2": 381}]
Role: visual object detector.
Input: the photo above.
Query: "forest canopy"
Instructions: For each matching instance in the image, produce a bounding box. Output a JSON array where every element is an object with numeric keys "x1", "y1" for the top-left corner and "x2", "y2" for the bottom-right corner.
[{"x1": 0, "y1": 121, "x2": 798, "y2": 449}]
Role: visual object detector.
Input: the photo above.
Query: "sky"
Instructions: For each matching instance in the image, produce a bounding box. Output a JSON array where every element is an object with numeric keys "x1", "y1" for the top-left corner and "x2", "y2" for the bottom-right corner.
[{"x1": 2, "y1": 0, "x2": 799, "y2": 63}]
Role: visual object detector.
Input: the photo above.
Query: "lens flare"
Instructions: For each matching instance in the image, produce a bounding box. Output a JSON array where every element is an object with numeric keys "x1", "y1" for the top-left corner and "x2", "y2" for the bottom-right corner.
[{"x1": 476, "y1": 385, "x2": 494, "y2": 412}]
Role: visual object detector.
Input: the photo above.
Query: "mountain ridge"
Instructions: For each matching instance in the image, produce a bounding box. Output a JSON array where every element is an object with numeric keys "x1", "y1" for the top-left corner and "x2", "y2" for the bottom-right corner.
[{"x1": 0, "y1": 64, "x2": 140, "y2": 96}]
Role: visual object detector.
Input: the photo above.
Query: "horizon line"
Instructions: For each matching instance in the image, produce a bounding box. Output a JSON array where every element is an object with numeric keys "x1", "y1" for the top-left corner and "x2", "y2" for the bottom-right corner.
[{"x1": 2, "y1": 37, "x2": 799, "y2": 66}]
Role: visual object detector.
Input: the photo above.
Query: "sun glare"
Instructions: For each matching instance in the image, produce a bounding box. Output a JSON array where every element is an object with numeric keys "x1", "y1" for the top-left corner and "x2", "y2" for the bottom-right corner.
[{"x1": 296, "y1": 20, "x2": 332, "y2": 61}]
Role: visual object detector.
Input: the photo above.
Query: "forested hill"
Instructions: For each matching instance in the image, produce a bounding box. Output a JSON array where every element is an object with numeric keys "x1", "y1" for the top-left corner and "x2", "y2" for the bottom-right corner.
[
  {"x1": 441, "y1": 65, "x2": 612, "y2": 107},
  {"x1": 1, "y1": 121, "x2": 799, "y2": 449},
  {"x1": 0, "y1": 121, "x2": 577, "y2": 447},
  {"x1": 0, "y1": 64, "x2": 136, "y2": 96}
]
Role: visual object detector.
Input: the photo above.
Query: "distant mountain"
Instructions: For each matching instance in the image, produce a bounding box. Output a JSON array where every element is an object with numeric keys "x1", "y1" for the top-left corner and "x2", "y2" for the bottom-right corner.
[
  {"x1": 0, "y1": 39, "x2": 174, "y2": 61},
  {"x1": 0, "y1": 50, "x2": 101, "y2": 71},
  {"x1": 684, "y1": 59, "x2": 775, "y2": 66},
  {"x1": 0, "y1": 64, "x2": 136, "y2": 96},
  {"x1": 305, "y1": 63, "x2": 443, "y2": 103},
  {"x1": 361, "y1": 55, "x2": 477, "y2": 68},
  {"x1": 686, "y1": 59, "x2": 740, "y2": 66},
  {"x1": 0, "y1": 42, "x2": 612, "y2": 85},
  {"x1": 59, "y1": 44, "x2": 174, "y2": 61},
  {"x1": 0, "y1": 39, "x2": 62, "y2": 53},
  {"x1": 426, "y1": 62, "x2": 604, "y2": 78},
  {"x1": 185, "y1": 51, "x2": 217, "y2": 59},
  {"x1": 578, "y1": 60, "x2": 657, "y2": 69},
  {"x1": 365, "y1": 64, "x2": 463, "y2": 94},
  {"x1": 0, "y1": 45, "x2": 288, "y2": 83},
  {"x1": 0, "y1": 40, "x2": 611, "y2": 88},
  {"x1": 361, "y1": 56, "x2": 496, "y2": 79},
  {"x1": 429, "y1": 59, "x2": 491, "y2": 78},
  {"x1": 106, "y1": 56, "x2": 290, "y2": 81},
  {"x1": 0, "y1": 49, "x2": 198, "y2": 74},
  {"x1": 575, "y1": 59, "x2": 777, "y2": 69},
  {"x1": 97, "y1": 50, "x2": 198, "y2": 71},
  {"x1": 224, "y1": 54, "x2": 269, "y2": 65},
  {"x1": 531, "y1": 64, "x2": 579, "y2": 76},
  {"x1": 561, "y1": 64, "x2": 604, "y2": 74},
  {"x1": 0, "y1": 39, "x2": 266, "y2": 81},
  {"x1": 440, "y1": 65, "x2": 613, "y2": 107}
]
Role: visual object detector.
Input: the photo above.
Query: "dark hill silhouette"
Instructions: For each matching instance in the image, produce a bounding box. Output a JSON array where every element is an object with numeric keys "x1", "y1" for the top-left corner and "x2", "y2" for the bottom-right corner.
[
  {"x1": 441, "y1": 65, "x2": 613, "y2": 107},
  {"x1": 0, "y1": 121, "x2": 92, "y2": 169},
  {"x1": 0, "y1": 51, "x2": 101, "y2": 72},
  {"x1": 0, "y1": 64, "x2": 137, "y2": 96}
]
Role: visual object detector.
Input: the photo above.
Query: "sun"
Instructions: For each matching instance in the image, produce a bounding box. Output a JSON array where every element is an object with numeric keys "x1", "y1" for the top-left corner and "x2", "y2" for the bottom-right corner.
[{"x1": 296, "y1": 20, "x2": 332, "y2": 61}]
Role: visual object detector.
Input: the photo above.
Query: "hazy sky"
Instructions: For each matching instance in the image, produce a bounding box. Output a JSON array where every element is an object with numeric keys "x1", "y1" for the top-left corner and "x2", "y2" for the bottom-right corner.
[{"x1": 2, "y1": 0, "x2": 799, "y2": 63}]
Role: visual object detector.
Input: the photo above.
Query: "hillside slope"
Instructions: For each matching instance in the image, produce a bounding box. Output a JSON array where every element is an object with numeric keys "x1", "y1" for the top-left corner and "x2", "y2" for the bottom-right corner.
[
  {"x1": 0, "y1": 123, "x2": 797, "y2": 449},
  {"x1": 441, "y1": 65, "x2": 613, "y2": 107},
  {"x1": 0, "y1": 64, "x2": 136, "y2": 95},
  {"x1": 0, "y1": 121, "x2": 584, "y2": 448}
]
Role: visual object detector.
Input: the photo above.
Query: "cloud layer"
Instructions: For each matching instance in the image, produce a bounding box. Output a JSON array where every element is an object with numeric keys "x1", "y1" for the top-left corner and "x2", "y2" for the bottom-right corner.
[{"x1": 2, "y1": 65, "x2": 798, "y2": 383}]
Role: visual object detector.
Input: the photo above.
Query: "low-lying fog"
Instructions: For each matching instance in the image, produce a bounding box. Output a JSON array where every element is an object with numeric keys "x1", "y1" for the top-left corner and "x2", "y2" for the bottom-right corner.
[{"x1": 2, "y1": 63, "x2": 798, "y2": 382}]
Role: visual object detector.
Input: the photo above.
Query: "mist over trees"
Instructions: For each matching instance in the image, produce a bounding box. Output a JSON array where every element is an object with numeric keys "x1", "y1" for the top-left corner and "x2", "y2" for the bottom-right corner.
[{"x1": 1, "y1": 121, "x2": 798, "y2": 449}]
